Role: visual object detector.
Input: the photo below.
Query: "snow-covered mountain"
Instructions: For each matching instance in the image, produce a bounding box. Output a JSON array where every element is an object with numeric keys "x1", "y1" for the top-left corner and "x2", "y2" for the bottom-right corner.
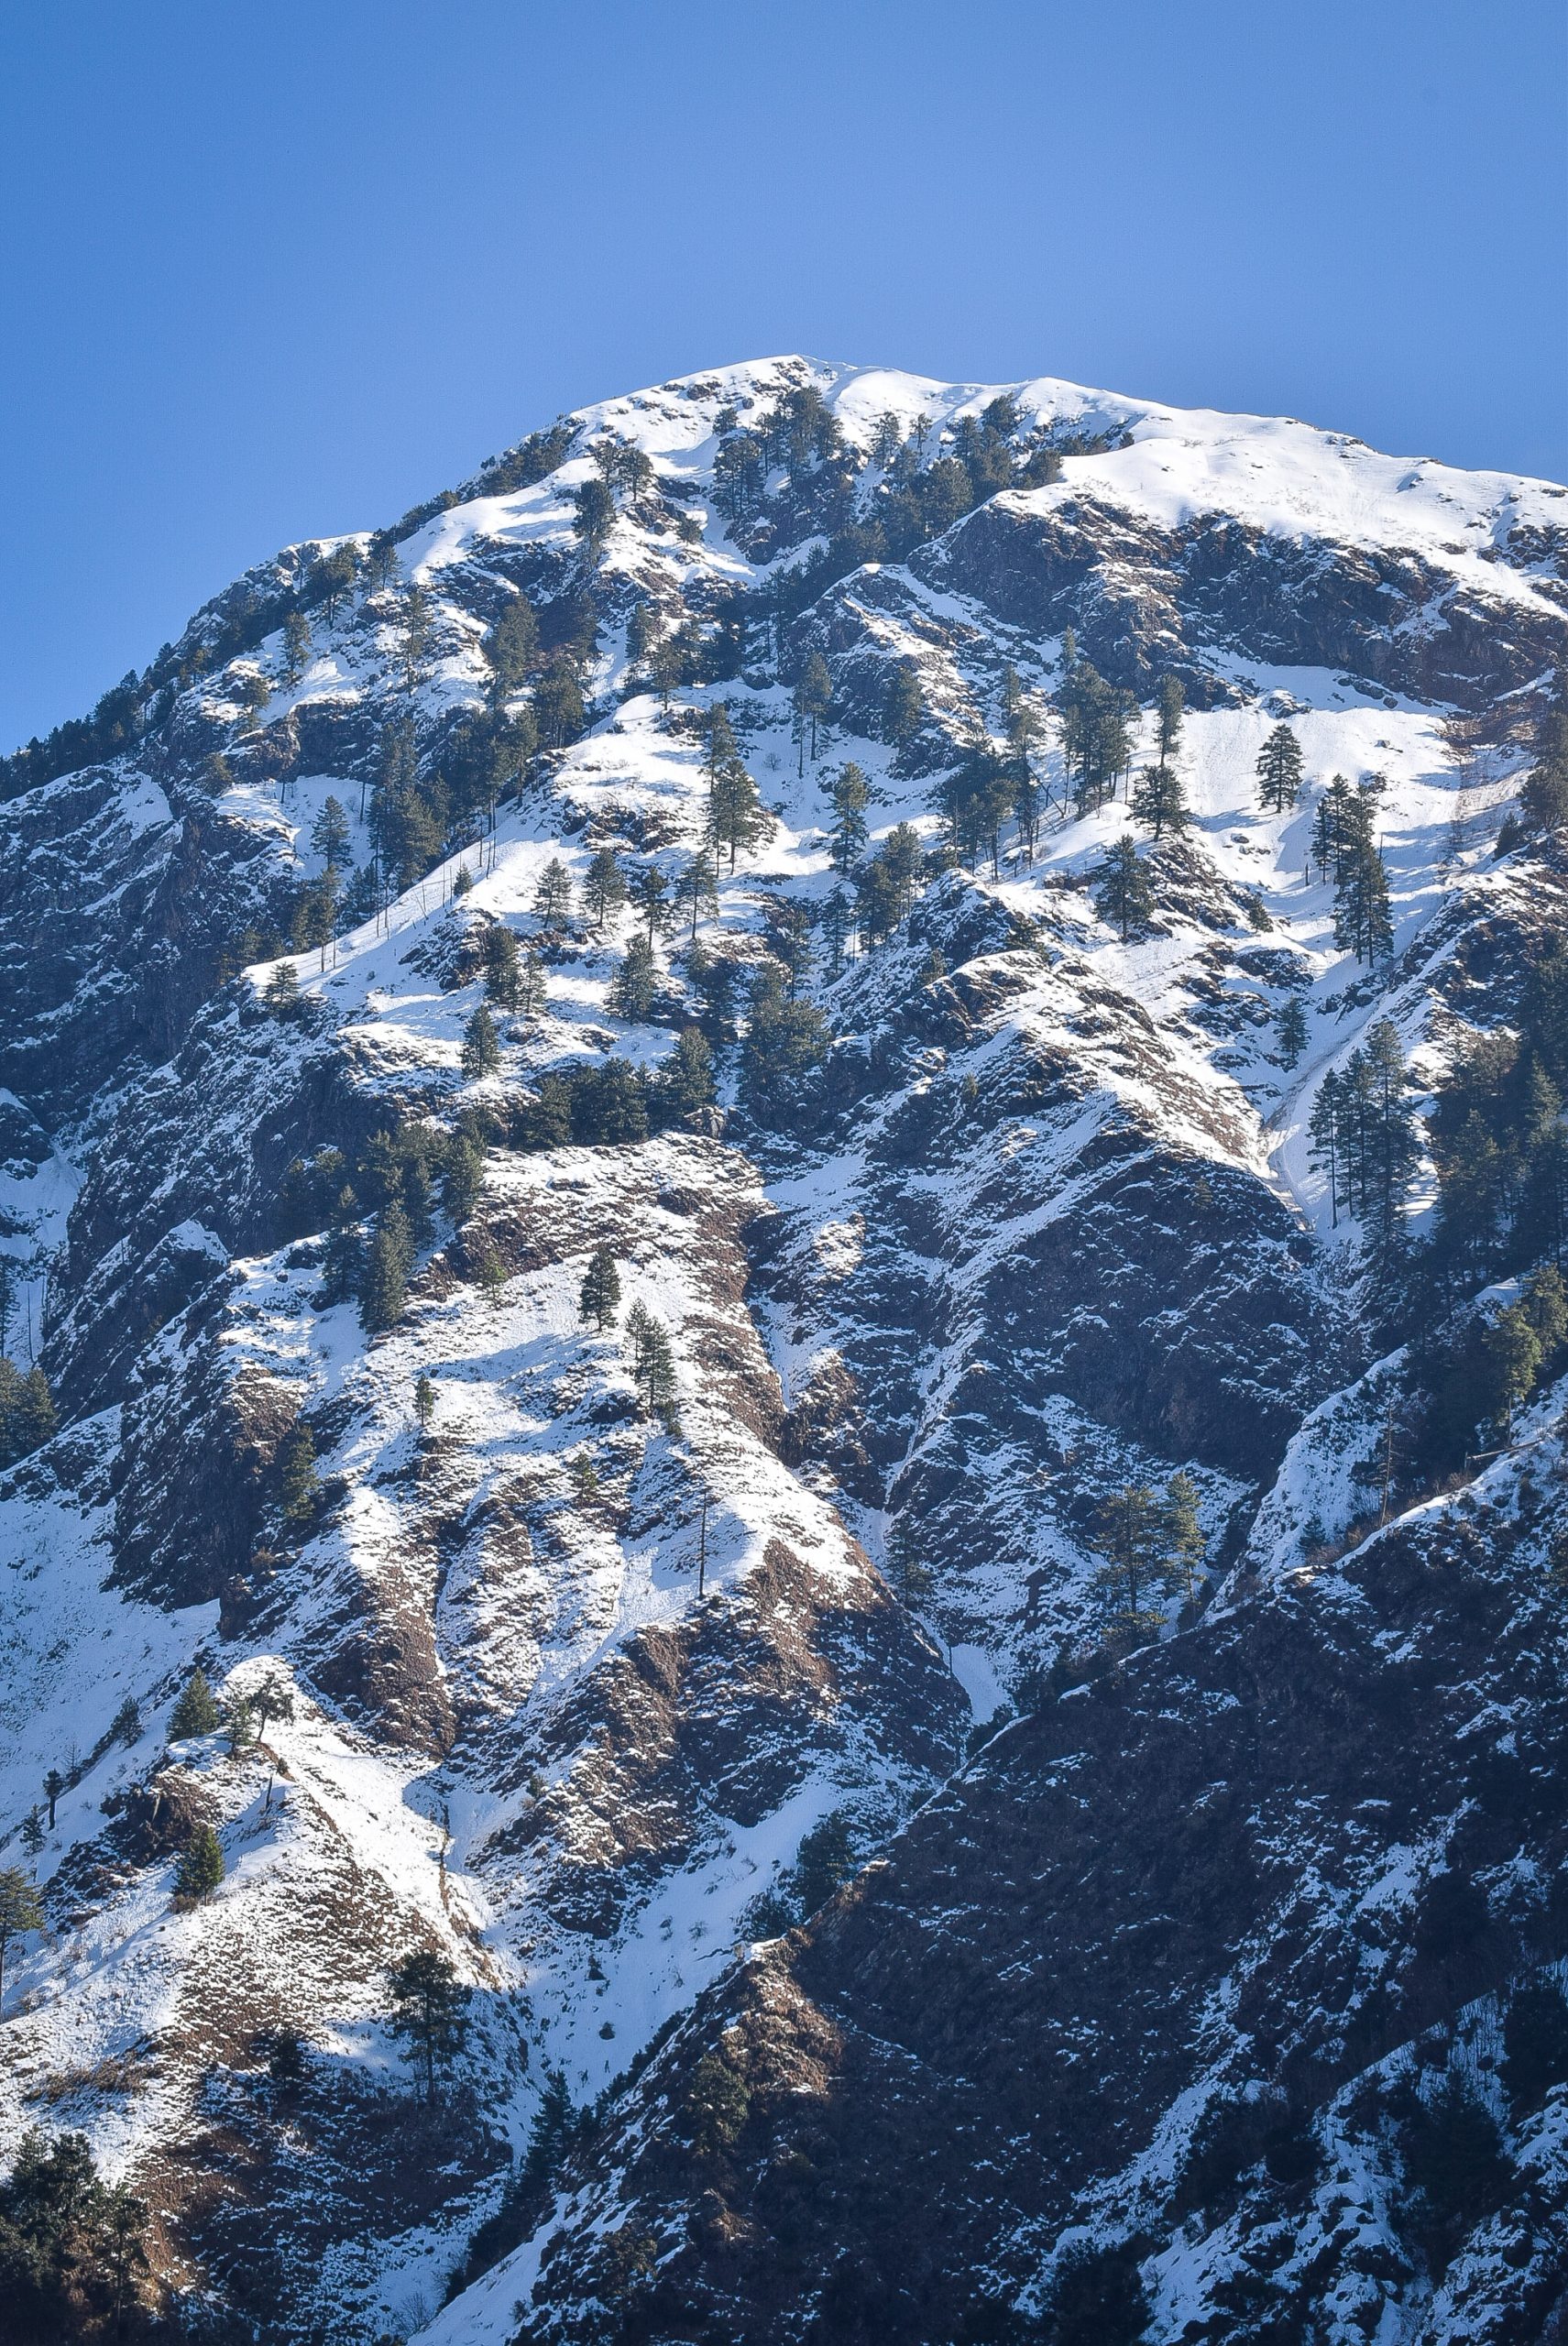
[{"x1": 2, "y1": 356, "x2": 1566, "y2": 2345}]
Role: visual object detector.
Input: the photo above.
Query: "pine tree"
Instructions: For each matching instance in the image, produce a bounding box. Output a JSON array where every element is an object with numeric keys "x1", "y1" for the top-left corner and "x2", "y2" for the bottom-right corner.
[
  {"x1": 251, "y1": 1672, "x2": 295, "y2": 1739},
  {"x1": 533, "y1": 858, "x2": 574, "y2": 926},
  {"x1": 625, "y1": 1301, "x2": 677, "y2": 1420},
  {"x1": 827, "y1": 761, "x2": 871, "y2": 873},
  {"x1": 517, "y1": 947, "x2": 547, "y2": 1023},
  {"x1": 1130, "y1": 761, "x2": 1190, "y2": 839},
  {"x1": 794, "y1": 651, "x2": 834, "y2": 770},
  {"x1": 276, "y1": 1421, "x2": 319, "y2": 1525},
  {"x1": 630, "y1": 863, "x2": 669, "y2": 943},
  {"x1": 1163, "y1": 1474, "x2": 1207, "y2": 1604},
  {"x1": 321, "y1": 1188, "x2": 365, "y2": 1304},
  {"x1": 582, "y1": 847, "x2": 627, "y2": 932},
  {"x1": 175, "y1": 1825, "x2": 225, "y2": 1902},
  {"x1": 399, "y1": 579, "x2": 431, "y2": 696},
  {"x1": 460, "y1": 1003, "x2": 501, "y2": 1078},
  {"x1": 359, "y1": 1202, "x2": 413, "y2": 1332},
  {"x1": 414, "y1": 1372, "x2": 436, "y2": 1431},
  {"x1": 1091, "y1": 835, "x2": 1154, "y2": 939},
  {"x1": 675, "y1": 847, "x2": 719, "y2": 941},
  {"x1": 281, "y1": 611, "x2": 312, "y2": 685},
  {"x1": 483, "y1": 924, "x2": 521, "y2": 1008},
  {"x1": 486, "y1": 596, "x2": 540, "y2": 703},
  {"x1": 20, "y1": 1809, "x2": 43, "y2": 1865},
  {"x1": 1308, "y1": 1069, "x2": 1344, "y2": 1224},
  {"x1": 43, "y1": 1769, "x2": 64, "y2": 1829},
  {"x1": 170, "y1": 1669, "x2": 222, "y2": 1739},
  {"x1": 884, "y1": 664, "x2": 925, "y2": 758},
  {"x1": 387, "y1": 1947, "x2": 471, "y2": 2101},
  {"x1": 264, "y1": 960, "x2": 304, "y2": 1019},
  {"x1": 1482, "y1": 1304, "x2": 1541, "y2": 1435},
  {"x1": 1255, "y1": 722, "x2": 1304, "y2": 813},
  {"x1": 822, "y1": 886, "x2": 852, "y2": 978},
  {"x1": 1276, "y1": 996, "x2": 1309, "y2": 1068},
  {"x1": 1091, "y1": 1485, "x2": 1177, "y2": 1638},
  {"x1": 0, "y1": 1869, "x2": 44, "y2": 2012},
  {"x1": 1156, "y1": 674, "x2": 1185, "y2": 767},
  {"x1": 579, "y1": 1245, "x2": 621, "y2": 1332},
  {"x1": 708, "y1": 753, "x2": 770, "y2": 871},
  {"x1": 660, "y1": 1027, "x2": 715, "y2": 1119},
  {"x1": 309, "y1": 796, "x2": 352, "y2": 872},
  {"x1": 609, "y1": 935, "x2": 658, "y2": 1019}
]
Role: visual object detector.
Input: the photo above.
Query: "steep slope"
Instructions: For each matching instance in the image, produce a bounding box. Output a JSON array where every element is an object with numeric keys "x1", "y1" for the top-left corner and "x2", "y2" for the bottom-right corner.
[{"x1": 0, "y1": 356, "x2": 1564, "y2": 2344}]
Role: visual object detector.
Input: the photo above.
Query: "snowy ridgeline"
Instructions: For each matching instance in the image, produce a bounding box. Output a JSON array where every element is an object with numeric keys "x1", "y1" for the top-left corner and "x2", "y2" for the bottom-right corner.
[{"x1": 0, "y1": 355, "x2": 1564, "y2": 2345}]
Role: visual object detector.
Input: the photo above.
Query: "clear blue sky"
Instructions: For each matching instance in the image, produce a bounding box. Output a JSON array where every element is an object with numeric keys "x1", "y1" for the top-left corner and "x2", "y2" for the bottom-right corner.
[{"x1": 2, "y1": 0, "x2": 1563, "y2": 752}]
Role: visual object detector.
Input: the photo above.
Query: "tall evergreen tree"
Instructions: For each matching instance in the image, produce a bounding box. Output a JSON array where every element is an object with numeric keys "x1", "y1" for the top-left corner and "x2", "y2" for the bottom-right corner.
[
  {"x1": 884, "y1": 663, "x2": 925, "y2": 756},
  {"x1": 827, "y1": 762, "x2": 871, "y2": 874},
  {"x1": 609, "y1": 935, "x2": 658, "y2": 1020},
  {"x1": 793, "y1": 652, "x2": 834, "y2": 771},
  {"x1": 359, "y1": 1202, "x2": 413, "y2": 1332},
  {"x1": 170, "y1": 1668, "x2": 222, "y2": 1738},
  {"x1": 460, "y1": 1003, "x2": 501, "y2": 1078},
  {"x1": 675, "y1": 847, "x2": 719, "y2": 941},
  {"x1": 276, "y1": 1422, "x2": 319, "y2": 1525},
  {"x1": 310, "y1": 794, "x2": 352, "y2": 869},
  {"x1": 0, "y1": 1869, "x2": 45, "y2": 2012},
  {"x1": 533, "y1": 858, "x2": 574, "y2": 926},
  {"x1": 483, "y1": 923, "x2": 521, "y2": 1008},
  {"x1": 387, "y1": 1948, "x2": 471, "y2": 2102},
  {"x1": 176, "y1": 1825, "x2": 225, "y2": 1901},
  {"x1": 581, "y1": 847, "x2": 627, "y2": 932},
  {"x1": 1091, "y1": 834, "x2": 1155, "y2": 940},
  {"x1": 630, "y1": 863, "x2": 669, "y2": 943},
  {"x1": 579, "y1": 1245, "x2": 621, "y2": 1332},
  {"x1": 1255, "y1": 722, "x2": 1304, "y2": 813},
  {"x1": 486, "y1": 596, "x2": 540, "y2": 703},
  {"x1": 1275, "y1": 996, "x2": 1309, "y2": 1068}
]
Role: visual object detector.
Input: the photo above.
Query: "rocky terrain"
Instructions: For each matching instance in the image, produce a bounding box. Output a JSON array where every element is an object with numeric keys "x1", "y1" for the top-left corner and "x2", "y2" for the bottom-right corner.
[{"x1": 1, "y1": 356, "x2": 1565, "y2": 2343}]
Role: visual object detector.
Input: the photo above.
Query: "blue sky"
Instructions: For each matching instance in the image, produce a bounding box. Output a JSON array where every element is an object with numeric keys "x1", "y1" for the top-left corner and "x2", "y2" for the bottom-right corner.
[{"x1": 1, "y1": 0, "x2": 1563, "y2": 752}]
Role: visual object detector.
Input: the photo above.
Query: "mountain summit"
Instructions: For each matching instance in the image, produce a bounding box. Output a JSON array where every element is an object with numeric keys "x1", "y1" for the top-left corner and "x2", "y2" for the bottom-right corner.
[{"x1": 2, "y1": 358, "x2": 1566, "y2": 2345}]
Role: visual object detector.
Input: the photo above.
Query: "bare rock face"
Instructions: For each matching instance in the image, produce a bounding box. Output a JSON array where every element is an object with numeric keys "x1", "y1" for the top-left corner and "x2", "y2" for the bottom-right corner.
[{"x1": 1, "y1": 356, "x2": 1564, "y2": 2344}]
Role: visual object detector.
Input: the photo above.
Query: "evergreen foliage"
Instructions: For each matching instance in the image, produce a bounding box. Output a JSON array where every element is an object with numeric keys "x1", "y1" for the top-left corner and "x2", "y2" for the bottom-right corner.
[
  {"x1": 486, "y1": 596, "x2": 540, "y2": 703},
  {"x1": 483, "y1": 923, "x2": 521, "y2": 1007},
  {"x1": 0, "y1": 2129, "x2": 151, "y2": 2344},
  {"x1": 0, "y1": 1362, "x2": 57, "y2": 1466},
  {"x1": 414, "y1": 1372, "x2": 437, "y2": 1431},
  {"x1": 609, "y1": 936, "x2": 658, "y2": 1020},
  {"x1": 460, "y1": 1003, "x2": 501, "y2": 1078},
  {"x1": 386, "y1": 1947, "x2": 472, "y2": 2102},
  {"x1": 1503, "y1": 1978, "x2": 1568, "y2": 2108},
  {"x1": 739, "y1": 968, "x2": 830, "y2": 1125},
  {"x1": 170, "y1": 1669, "x2": 222, "y2": 1738},
  {"x1": 1275, "y1": 996, "x2": 1309, "y2": 1068},
  {"x1": 1255, "y1": 721, "x2": 1304, "y2": 812},
  {"x1": 579, "y1": 1246, "x2": 622, "y2": 1332},
  {"x1": 582, "y1": 846, "x2": 627, "y2": 932},
  {"x1": 827, "y1": 761, "x2": 871, "y2": 874},
  {"x1": 1091, "y1": 835, "x2": 1154, "y2": 939},
  {"x1": 276, "y1": 1421, "x2": 319, "y2": 1525},
  {"x1": 625, "y1": 1299, "x2": 678, "y2": 1420},
  {"x1": 0, "y1": 1868, "x2": 45, "y2": 2012},
  {"x1": 358, "y1": 1202, "x2": 413, "y2": 1332},
  {"x1": 176, "y1": 1825, "x2": 225, "y2": 1901},
  {"x1": 1398, "y1": 2076, "x2": 1510, "y2": 2269},
  {"x1": 533, "y1": 858, "x2": 574, "y2": 926}
]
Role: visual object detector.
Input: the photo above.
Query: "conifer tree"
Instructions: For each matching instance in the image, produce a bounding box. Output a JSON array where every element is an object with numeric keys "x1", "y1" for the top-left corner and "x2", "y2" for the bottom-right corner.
[
  {"x1": 359, "y1": 1202, "x2": 413, "y2": 1332},
  {"x1": 20, "y1": 1809, "x2": 43, "y2": 1865},
  {"x1": 483, "y1": 923, "x2": 521, "y2": 1008},
  {"x1": 1276, "y1": 996, "x2": 1309, "y2": 1068},
  {"x1": 44, "y1": 1769, "x2": 64, "y2": 1829},
  {"x1": 630, "y1": 863, "x2": 669, "y2": 944},
  {"x1": 170, "y1": 1669, "x2": 222, "y2": 1739},
  {"x1": 828, "y1": 762, "x2": 871, "y2": 874},
  {"x1": 675, "y1": 847, "x2": 719, "y2": 941},
  {"x1": 321, "y1": 1189, "x2": 365, "y2": 1305},
  {"x1": 281, "y1": 612, "x2": 312, "y2": 685},
  {"x1": 582, "y1": 847, "x2": 627, "y2": 932},
  {"x1": 1091, "y1": 835, "x2": 1154, "y2": 940},
  {"x1": 460, "y1": 1003, "x2": 501, "y2": 1078},
  {"x1": 625, "y1": 1301, "x2": 678, "y2": 1420},
  {"x1": 414, "y1": 1372, "x2": 436, "y2": 1431},
  {"x1": 276, "y1": 1421, "x2": 319, "y2": 1525},
  {"x1": 399, "y1": 579, "x2": 431, "y2": 696},
  {"x1": 822, "y1": 886, "x2": 852, "y2": 978},
  {"x1": 609, "y1": 935, "x2": 658, "y2": 1020},
  {"x1": 176, "y1": 1825, "x2": 225, "y2": 1901},
  {"x1": 708, "y1": 752, "x2": 770, "y2": 871},
  {"x1": 1256, "y1": 721, "x2": 1305, "y2": 814},
  {"x1": 387, "y1": 1947, "x2": 471, "y2": 2101},
  {"x1": 311, "y1": 795, "x2": 352, "y2": 869},
  {"x1": 661, "y1": 1026, "x2": 715, "y2": 1119},
  {"x1": 1156, "y1": 674, "x2": 1185, "y2": 767},
  {"x1": 264, "y1": 960, "x2": 304, "y2": 1019},
  {"x1": 794, "y1": 652, "x2": 834, "y2": 771},
  {"x1": 579, "y1": 1245, "x2": 621, "y2": 1332},
  {"x1": 1163, "y1": 1474, "x2": 1207, "y2": 1603},
  {"x1": 884, "y1": 663, "x2": 925, "y2": 757},
  {"x1": 1130, "y1": 760, "x2": 1190, "y2": 839},
  {"x1": 0, "y1": 1869, "x2": 44, "y2": 2012},
  {"x1": 251, "y1": 1672, "x2": 295, "y2": 1739},
  {"x1": 486, "y1": 596, "x2": 540, "y2": 703},
  {"x1": 533, "y1": 858, "x2": 574, "y2": 926},
  {"x1": 1091, "y1": 1485, "x2": 1176, "y2": 1638},
  {"x1": 1308, "y1": 1068, "x2": 1344, "y2": 1225}
]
